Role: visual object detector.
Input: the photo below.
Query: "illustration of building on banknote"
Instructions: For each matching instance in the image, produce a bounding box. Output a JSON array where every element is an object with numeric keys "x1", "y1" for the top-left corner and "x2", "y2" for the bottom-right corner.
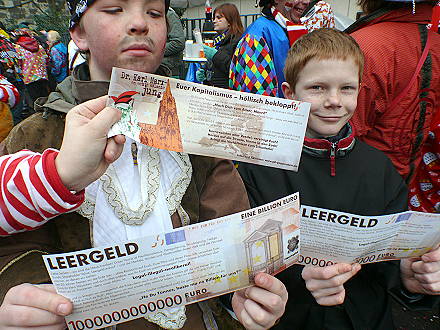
[
  {"x1": 138, "y1": 81, "x2": 183, "y2": 152},
  {"x1": 244, "y1": 219, "x2": 285, "y2": 281}
]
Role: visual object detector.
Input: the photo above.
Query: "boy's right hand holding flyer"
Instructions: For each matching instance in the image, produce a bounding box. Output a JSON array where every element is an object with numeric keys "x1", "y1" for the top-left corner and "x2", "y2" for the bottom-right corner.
[{"x1": 301, "y1": 263, "x2": 362, "y2": 306}]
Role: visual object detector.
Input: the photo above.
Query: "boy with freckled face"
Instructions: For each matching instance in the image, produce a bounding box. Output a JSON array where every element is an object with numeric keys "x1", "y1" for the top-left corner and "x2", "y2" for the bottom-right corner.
[
  {"x1": 0, "y1": 0, "x2": 288, "y2": 329},
  {"x1": 239, "y1": 28, "x2": 440, "y2": 330}
]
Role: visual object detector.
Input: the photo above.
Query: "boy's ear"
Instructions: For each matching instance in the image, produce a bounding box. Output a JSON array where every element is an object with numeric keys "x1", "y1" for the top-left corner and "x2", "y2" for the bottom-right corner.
[
  {"x1": 281, "y1": 82, "x2": 294, "y2": 100},
  {"x1": 70, "y1": 25, "x2": 89, "y2": 51}
]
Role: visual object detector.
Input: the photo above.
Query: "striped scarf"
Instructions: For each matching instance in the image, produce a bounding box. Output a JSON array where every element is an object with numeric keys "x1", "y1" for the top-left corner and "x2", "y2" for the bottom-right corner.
[
  {"x1": 213, "y1": 30, "x2": 228, "y2": 49},
  {"x1": 271, "y1": 7, "x2": 308, "y2": 46}
]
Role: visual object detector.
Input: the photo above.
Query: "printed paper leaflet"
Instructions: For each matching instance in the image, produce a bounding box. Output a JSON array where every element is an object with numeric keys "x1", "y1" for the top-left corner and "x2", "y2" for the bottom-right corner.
[
  {"x1": 43, "y1": 194, "x2": 300, "y2": 329},
  {"x1": 107, "y1": 67, "x2": 310, "y2": 171},
  {"x1": 299, "y1": 205, "x2": 440, "y2": 266}
]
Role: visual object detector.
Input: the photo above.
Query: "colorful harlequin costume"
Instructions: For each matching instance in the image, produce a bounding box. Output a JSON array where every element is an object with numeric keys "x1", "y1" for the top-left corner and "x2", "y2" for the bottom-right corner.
[
  {"x1": 229, "y1": 1, "x2": 335, "y2": 98},
  {"x1": 229, "y1": 7, "x2": 291, "y2": 98}
]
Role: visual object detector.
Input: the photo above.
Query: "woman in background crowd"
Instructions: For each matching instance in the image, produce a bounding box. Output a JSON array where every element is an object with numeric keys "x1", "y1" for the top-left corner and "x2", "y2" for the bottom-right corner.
[
  {"x1": 197, "y1": 3, "x2": 244, "y2": 89},
  {"x1": 14, "y1": 31, "x2": 50, "y2": 109}
]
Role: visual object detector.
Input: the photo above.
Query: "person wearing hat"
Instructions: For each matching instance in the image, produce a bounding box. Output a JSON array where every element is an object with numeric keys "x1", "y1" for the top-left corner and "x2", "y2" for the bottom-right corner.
[
  {"x1": 346, "y1": 0, "x2": 440, "y2": 183},
  {"x1": 0, "y1": 0, "x2": 288, "y2": 329}
]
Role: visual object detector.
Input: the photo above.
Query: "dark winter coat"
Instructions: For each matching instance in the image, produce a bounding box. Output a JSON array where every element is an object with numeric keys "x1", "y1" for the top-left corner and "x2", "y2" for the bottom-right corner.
[
  {"x1": 206, "y1": 34, "x2": 241, "y2": 89},
  {"x1": 238, "y1": 125, "x2": 409, "y2": 330}
]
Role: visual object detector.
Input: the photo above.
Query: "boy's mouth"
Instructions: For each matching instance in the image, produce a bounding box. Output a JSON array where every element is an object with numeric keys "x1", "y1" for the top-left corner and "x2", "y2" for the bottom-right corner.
[
  {"x1": 316, "y1": 114, "x2": 345, "y2": 121},
  {"x1": 122, "y1": 44, "x2": 152, "y2": 56}
]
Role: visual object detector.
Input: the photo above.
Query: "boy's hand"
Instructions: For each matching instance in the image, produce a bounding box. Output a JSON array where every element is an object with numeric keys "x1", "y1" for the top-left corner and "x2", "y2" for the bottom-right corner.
[
  {"x1": 0, "y1": 283, "x2": 72, "y2": 329},
  {"x1": 232, "y1": 273, "x2": 287, "y2": 329},
  {"x1": 401, "y1": 245, "x2": 440, "y2": 295},
  {"x1": 55, "y1": 96, "x2": 125, "y2": 192},
  {"x1": 302, "y1": 263, "x2": 361, "y2": 306}
]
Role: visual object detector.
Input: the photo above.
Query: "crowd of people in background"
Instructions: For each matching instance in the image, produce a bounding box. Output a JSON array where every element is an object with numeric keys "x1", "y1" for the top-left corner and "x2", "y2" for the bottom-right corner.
[
  {"x1": 0, "y1": 22, "x2": 68, "y2": 134},
  {"x1": 0, "y1": 0, "x2": 439, "y2": 329}
]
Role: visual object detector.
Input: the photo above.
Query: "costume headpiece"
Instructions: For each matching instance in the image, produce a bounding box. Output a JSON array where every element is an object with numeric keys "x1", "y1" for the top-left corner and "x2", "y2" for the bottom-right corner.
[{"x1": 67, "y1": 0, "x2": 170, "y2": 29}]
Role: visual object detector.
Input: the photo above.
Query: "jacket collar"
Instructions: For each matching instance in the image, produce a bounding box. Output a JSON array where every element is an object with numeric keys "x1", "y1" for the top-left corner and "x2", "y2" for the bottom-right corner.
[
  {"x1": 303, "y1": 124, "x2": 356, "y2": 176},
  {"x1": 303, "y1": 124, "x2": 355, "y2": 157}
]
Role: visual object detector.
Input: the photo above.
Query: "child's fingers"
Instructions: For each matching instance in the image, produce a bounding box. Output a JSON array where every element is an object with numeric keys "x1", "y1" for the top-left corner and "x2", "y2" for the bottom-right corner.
[
  {"x1": 253, "y1": 273, "x2": 287, "y2": 299},
  {"x1": 302, "y1": 263, "x2": 354, "y2": 281},
  {"x1": 113, "y1": 134, "x2": 126, "y2": 145},
  {"x1": 240, "y1": 298, "x2": 271, "y2": 330},
  {"x1": 412, "y1": 269, "x2": 440, "y2": 294},
  {"x1": 302, "y1": 263, "x2": 361, "y2": 280},
  {"x1": 421, "y1": 245, "x2": 440, "y2": 263},
  {"x1": 75, "y1": 96, "x2": 108, "y2": 117},
  {"x1": 3, "y1": 304, "x2": 66, "y2": 327},
  {"x1": 411, "y1": 257, "x2": 440, "y2": 276},
  {"x1": 104, "y1": 137, "x2": 125, "y2": 163},
  {"x1": 310, "y1": 284, "x2": 345, "y2": 300},
  {"x1": 88, "y1": 106, "x2": 122, "y2": 136},
  {"x1": 304, "y1": 264, "x2": 361, "y2": 292},
  {"x1": 314, "y1": 290, "x2": 346, "y2": 307},
  {"x1": 243, "y1": 285, "x2": 284, "y2": 315},
  {"x1": 4, "y1": 283, "x2": 72, "y2": 316}
]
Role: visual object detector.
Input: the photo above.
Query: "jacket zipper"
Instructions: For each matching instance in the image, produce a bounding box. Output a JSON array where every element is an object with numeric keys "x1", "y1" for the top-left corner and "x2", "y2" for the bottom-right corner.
[{"x1": 330, "y1": 142, "x2": 336, "y2": 177}]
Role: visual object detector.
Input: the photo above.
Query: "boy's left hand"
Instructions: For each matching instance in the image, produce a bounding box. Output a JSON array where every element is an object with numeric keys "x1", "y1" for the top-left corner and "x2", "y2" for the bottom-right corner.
[
  {"x1": 232, "y1": 273, "x2": 287, "y2": 329},
  {"x1": 401, "y1": 245, "x2": 440, "y2": 295},
  {"x1": 302, "y1": 263, "x2": 361, "y2": 306}
]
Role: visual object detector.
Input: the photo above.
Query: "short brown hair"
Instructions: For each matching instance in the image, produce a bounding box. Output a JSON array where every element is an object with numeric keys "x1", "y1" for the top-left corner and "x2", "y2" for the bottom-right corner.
[
  {"x1": 284, "y1": 28, "x2": 364, "y2": 89},
  {"x1": 357, "y1": 0, "x2": 387, "y2": 13},
  {"x1": 214, "y1": 3, "x2": 244, "y2": 38}
]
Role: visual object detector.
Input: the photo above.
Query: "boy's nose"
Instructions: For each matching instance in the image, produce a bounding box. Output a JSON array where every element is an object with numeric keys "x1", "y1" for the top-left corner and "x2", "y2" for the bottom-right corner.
[
  {"x1": 325, "y1": 92, "x2": 342, "y2": 108},
  {"x1": 128, "y1": 14, "x2": 149, "y2": 34}
]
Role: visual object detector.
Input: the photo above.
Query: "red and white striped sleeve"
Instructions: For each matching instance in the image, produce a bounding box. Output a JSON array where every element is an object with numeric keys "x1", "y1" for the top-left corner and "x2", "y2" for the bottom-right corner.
[
  {"x1": 0, "y1": 149, "x2": 85, "y2": 236},
  {"x1": 0, "y1": 74, "x2": 20, "y2": 108}
]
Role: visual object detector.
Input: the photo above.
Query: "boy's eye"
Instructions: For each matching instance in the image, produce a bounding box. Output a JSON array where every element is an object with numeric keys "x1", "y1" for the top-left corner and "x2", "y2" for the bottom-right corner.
[
  {"x1": 310, "y1": 85, "x2": 323, "y2": 91},
  {"x1": 341, "y1": 86, "x2": 357, "y2": 92},
  {"x1": 147, "y1": 10, "x2": 163, "y2": 18},
  {"x1": 102, "y1": 7, "x2": 122, "y2": 14}
]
